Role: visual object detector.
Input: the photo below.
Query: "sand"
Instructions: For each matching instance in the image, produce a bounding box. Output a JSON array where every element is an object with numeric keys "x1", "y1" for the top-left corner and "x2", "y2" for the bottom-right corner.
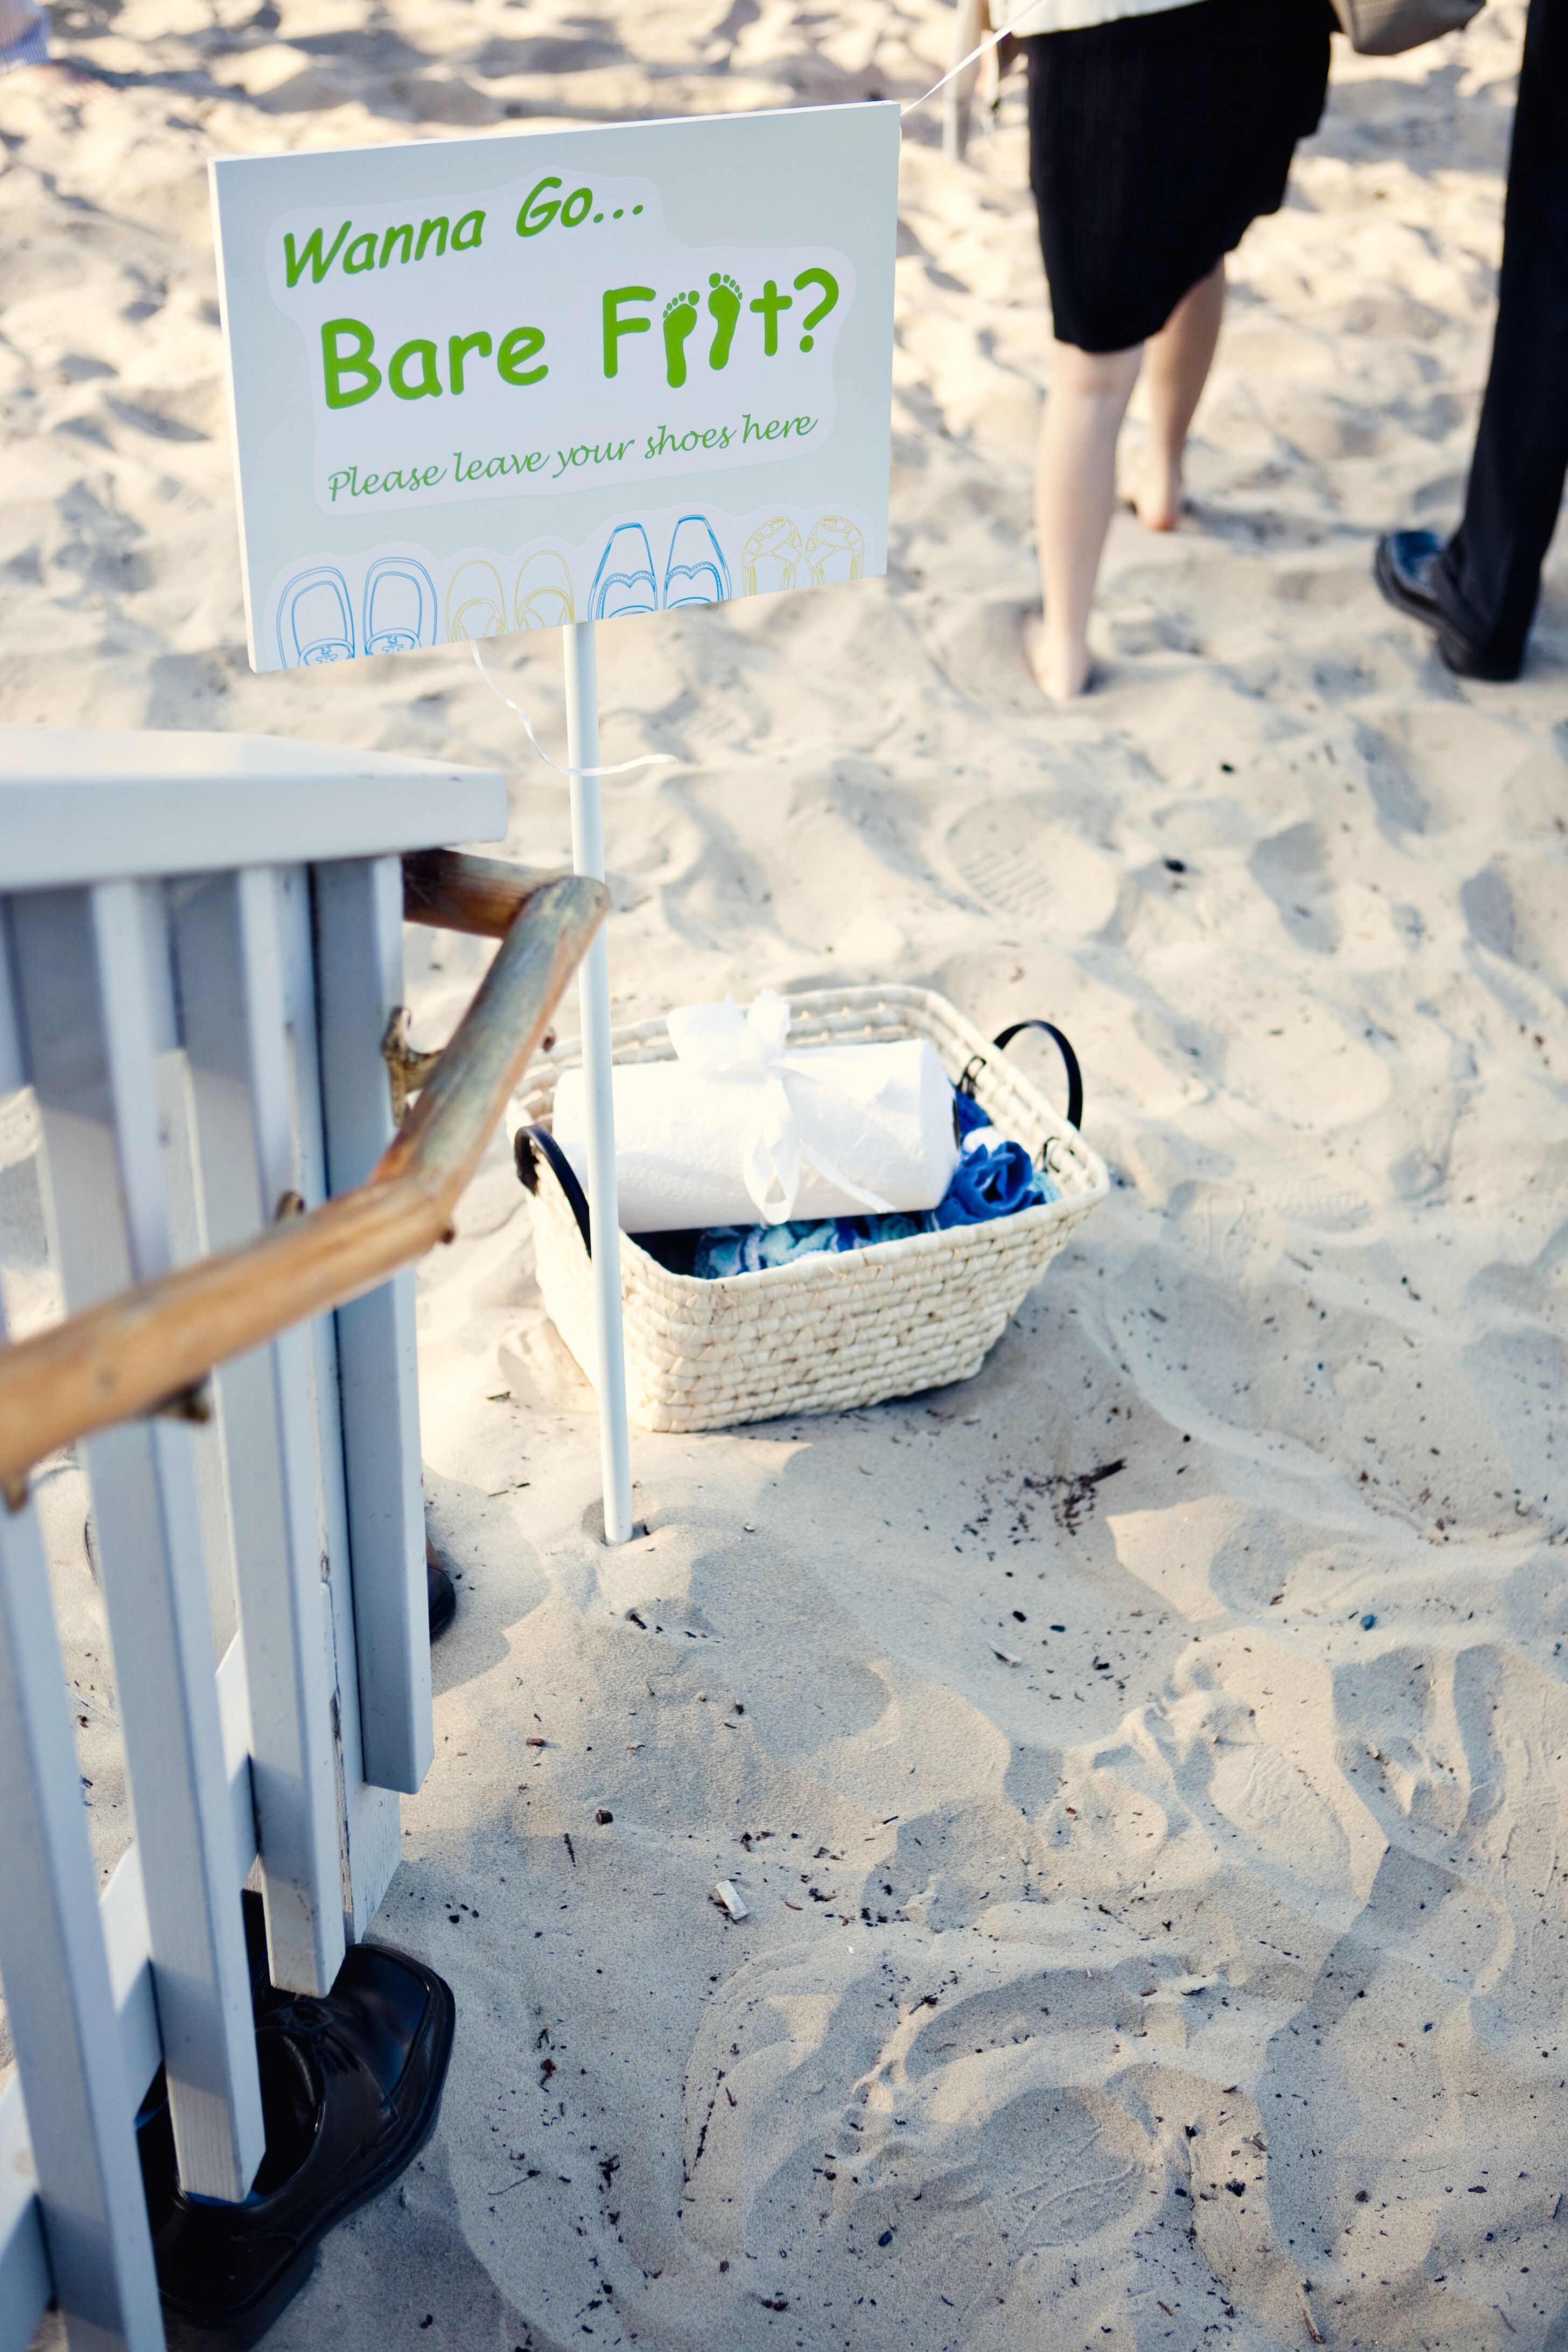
[{"x1": 5, "y1": 2, "x2": 1568, "y2": 2346}]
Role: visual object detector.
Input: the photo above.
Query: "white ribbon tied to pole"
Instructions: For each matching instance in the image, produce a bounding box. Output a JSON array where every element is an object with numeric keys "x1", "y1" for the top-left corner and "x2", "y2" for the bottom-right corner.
[
  {"x1": 472, "y1": 639, "x2": 680, "y2": 781},
  {"x1": 666, "y1": 990, "x2": 898, "y2": 1226}
]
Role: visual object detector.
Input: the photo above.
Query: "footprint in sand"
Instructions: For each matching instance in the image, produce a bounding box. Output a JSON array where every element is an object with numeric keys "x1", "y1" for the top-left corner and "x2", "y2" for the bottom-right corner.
[
  {"x1": 947, "y1": 799, "x2": 1119, "y2": 936},
  {"x1": 662, "y1": 290, "x2": 699, "y2": 389},
  {"x1": 706, "y1": 272, "x2": 741, "y2": 370}
]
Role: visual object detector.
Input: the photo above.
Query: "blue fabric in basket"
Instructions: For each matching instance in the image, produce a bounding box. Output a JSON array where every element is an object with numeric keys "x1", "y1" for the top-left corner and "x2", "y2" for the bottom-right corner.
[
  {"x1": 954, "y1": 1085, "x2": 993, "y2": 1143},
  {"x1": 691, "y1": 1096, "x2": 1058, "y2": 1280},
  {"x1": 695, "y1": 1214, "x2": 927, "y2": 1279},
  {"x1": 933, "y1": 1134, "x2": 1042, "y2": 1228}
]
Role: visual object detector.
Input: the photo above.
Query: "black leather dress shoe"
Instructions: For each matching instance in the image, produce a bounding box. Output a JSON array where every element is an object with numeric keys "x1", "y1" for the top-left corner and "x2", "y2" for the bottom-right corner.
[
  {"x1": 426, "y1": 1537, "x2": 456, "y2": 1641},
  {"x1": 138, "y1": 1930, "x2": 455, "y2": 2347},
  {"x1": 1374, "y1": 530, "x2": 1520, "y2": 681},
  {"x1": 1375, "y1": 527, "x2": 1444, "y2": 624}
]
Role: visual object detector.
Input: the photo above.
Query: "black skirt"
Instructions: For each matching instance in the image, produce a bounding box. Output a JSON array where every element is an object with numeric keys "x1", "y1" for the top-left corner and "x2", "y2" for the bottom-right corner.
[{"x1": 1026, "y1": 0, "x2": 1332, "y2": 353}]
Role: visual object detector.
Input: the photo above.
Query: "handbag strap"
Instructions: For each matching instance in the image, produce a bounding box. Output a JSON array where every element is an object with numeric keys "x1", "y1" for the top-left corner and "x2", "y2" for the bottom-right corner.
[
  {"x1": 514, "y1": 1123, "x2": 593, "y2": 1257},
  {"x1": 961, "y1": 1019, "x2": 1084, "y2": 1132}
]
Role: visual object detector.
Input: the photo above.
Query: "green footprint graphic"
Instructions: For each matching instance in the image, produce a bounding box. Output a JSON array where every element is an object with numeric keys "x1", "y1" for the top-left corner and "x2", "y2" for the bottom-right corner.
[
  {"x1": 662, "y1": 290, "x2": 699, "y2": 389},
  {"x1": 706, "y1": 272, "x2": 741, "y2": 371}
]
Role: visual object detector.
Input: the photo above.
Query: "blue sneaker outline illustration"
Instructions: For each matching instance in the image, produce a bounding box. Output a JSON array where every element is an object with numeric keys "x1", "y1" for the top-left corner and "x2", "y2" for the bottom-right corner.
[
  {"x1": 591, "y1": 523, "x2": 657, "y2": 621},
  {"x1": 277, "y1": 566, "x2": 354, "y2": 667},
  {"x1": 444, "y1": 558, "x2": 508, "y2": 643},
  {"x1": 514, "y1": 549, "x2": 575, "y2": 633},
  {"x1": 362, "y1": 556, "x2": 436, "y2": 656},
  {"x1": 662, "y1": 514, "x2": 731, "y2": 610}
]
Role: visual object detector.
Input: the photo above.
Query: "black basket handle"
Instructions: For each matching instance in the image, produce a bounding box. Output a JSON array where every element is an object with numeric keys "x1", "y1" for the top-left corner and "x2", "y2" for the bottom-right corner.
[
  {"x1": 514, "y1": 1123, "x2": 593, "y2": 1257},
  {"x1": 961, "y1": 1020, "x2": 1083, "y2": 1132}
]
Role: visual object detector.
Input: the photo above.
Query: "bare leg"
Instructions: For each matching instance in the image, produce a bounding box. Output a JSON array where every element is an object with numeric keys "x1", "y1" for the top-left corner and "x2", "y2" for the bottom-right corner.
[
  {"x1": 1027, "y1": 339, "x2": 1142, "y2": 702},
  {"x1": 943, "y1": 0, "x2": 988, "y2": 160},
  {"x1": 1128, "y1": 260, "x2": 1225, "y2": 532}
]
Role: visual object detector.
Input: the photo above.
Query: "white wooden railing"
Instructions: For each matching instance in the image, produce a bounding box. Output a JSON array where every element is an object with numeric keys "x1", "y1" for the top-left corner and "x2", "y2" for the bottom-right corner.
[{"x1": 0, "y1": 729, "x2": 603, "y2": 2351}]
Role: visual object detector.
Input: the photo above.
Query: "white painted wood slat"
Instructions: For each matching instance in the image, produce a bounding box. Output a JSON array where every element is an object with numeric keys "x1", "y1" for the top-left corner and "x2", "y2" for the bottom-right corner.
[
  {"x1": 313, "y1": 857, "x2": 431, "y2": 1798},
  {"x1": 271, "y1": 866, "x2": 400, "y2": 1938},
  {"x1": 0, "y1": 2083, "x2": 51, "y2": 2352},
  {"x1": 170, "y1": 868, "x2": 346, "y2": 1998},
  {"x1": 10, "y1": 883, "x2": 264, "y2": 2202},
  {"x1": 0, "y1": 1628, "x2": 259, "y2": 2348},
  {"x1": 0, "y1": 1457, "x2": 166, "y2": 2352},
  {"x1": 0, "y1": 729, "x2": 505, "y2": 892},
  {"x1": 0, "y1": 940, "x2": 164, "y2": 2351}
]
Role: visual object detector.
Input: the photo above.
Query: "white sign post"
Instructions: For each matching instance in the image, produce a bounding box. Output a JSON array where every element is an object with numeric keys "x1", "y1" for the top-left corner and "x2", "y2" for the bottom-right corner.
[
  {"x1": 560, "y1": 615, "x2": 634, "y2": 1542},
  {"x1": 210, "y1": 103, "x2": 899, "y2": 1543}
]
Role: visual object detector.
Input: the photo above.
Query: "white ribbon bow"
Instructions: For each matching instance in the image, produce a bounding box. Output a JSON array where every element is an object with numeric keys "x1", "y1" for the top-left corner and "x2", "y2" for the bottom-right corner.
[{"x1": 665, "y1": 990, "x2": 897, "y2": 1227}]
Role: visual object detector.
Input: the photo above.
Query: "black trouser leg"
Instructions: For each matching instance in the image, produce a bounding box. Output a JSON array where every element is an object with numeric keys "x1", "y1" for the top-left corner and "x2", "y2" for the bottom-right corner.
[{"x1": 1437, "y1": 0, "x2": 1568, "y2": 674}]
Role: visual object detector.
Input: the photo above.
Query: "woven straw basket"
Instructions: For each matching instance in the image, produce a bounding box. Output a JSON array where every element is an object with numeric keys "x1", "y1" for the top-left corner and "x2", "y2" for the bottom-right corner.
[{"x1": 511, "y1": 983, "x2": 1108, "y2": 1433}]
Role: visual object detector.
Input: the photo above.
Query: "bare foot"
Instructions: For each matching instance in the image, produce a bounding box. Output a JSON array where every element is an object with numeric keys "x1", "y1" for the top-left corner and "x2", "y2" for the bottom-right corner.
[
  {"x1": 3, "y1": 58, "x2": 99, "y2": 89},
  {"x1": 1021, "y1": 612, "x2": 1090, "y2": 703},
  {"x1": 1126, "y1": 453, "x2": 1183, "y2": 533}
]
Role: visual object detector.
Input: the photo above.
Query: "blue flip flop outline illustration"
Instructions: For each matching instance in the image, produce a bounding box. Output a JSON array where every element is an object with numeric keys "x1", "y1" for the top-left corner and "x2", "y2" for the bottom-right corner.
[
  {"x1": 362, "y1": 556, "x2": 436, "y2": 655},
  {"x1": 278, "y1": 566, "x2": 354, "y2": 667},
  {"x1": 591, "y1": 523, "x2": 658, "y2": 621},
  {"x1": 662, "y1": 514, "x2": 731, "y2": 610}
]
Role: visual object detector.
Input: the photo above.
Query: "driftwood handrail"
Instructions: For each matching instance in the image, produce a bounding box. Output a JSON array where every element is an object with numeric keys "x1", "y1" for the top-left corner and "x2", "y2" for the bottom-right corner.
[{"x1": 0, "y1": 850, "x2": 607, "y2": 1507}]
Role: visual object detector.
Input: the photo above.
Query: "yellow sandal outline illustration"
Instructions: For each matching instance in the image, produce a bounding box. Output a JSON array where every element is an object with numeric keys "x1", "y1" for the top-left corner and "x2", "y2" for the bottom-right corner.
[
  {"x1": 514, "y1": 549, "x2": 575, "y2": 634},
  {"x1": 740, "y1": 516, "x2": 802, "y2": 598},
  {"x1": 804, "y1": 513, "x2": 865, "y2": 589},
  {"x1": 444, "y1": 558, "x2": 508, "y2": 643}
]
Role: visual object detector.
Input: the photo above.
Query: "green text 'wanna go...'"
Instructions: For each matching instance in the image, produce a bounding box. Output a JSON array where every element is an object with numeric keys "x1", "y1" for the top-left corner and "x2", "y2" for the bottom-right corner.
[{"x1": 281, "y1": 178, "x2": 843, "y2": 410}]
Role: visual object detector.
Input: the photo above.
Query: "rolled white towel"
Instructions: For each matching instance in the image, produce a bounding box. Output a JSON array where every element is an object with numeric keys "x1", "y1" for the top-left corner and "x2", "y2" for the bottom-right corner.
[{"x1": 551, "y1": 1003, "x2": 960, "y2": 1234}]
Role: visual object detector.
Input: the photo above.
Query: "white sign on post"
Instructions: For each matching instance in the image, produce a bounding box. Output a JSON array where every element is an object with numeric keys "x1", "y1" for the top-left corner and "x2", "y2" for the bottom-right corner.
[
  {"x1": 208, "y1": 103, "x2": 899, "y2": 667},
  {"x1": 210, "y1": 104, "x2": 899, "y2": 1546}
]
